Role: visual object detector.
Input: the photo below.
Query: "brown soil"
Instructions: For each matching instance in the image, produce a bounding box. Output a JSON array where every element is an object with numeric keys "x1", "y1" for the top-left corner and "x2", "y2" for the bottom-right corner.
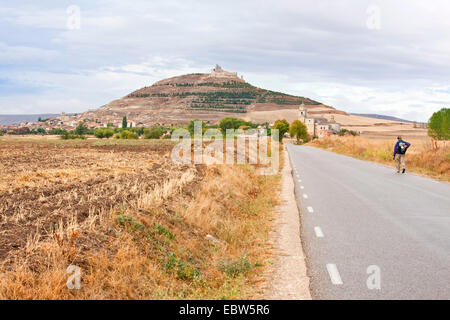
[{"x1": 0, "y1": 141, "x2": 194, "y2": 266}]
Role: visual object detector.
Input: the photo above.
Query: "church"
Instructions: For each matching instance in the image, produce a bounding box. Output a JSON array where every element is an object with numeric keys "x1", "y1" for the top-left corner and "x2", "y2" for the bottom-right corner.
[{"x1": 299, "y1": 103, "x2": 341, "y2": 138}]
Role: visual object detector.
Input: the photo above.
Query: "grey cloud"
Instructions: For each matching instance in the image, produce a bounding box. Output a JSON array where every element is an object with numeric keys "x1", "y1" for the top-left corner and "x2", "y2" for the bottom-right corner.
[{"x1": 0, "y1": 0, "x2": 449, "y2": 121}]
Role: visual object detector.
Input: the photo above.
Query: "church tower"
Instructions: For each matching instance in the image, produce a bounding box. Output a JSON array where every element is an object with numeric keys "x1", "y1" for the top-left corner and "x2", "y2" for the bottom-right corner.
[{"x1": 299, "y1": 103, "x2": 307, "y2": 123}]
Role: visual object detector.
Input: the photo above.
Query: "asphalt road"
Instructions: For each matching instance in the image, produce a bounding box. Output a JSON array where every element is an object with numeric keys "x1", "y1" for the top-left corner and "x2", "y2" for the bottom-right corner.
[{"x1": 287, "y1": 145, "x2": 450, "y2": 300}]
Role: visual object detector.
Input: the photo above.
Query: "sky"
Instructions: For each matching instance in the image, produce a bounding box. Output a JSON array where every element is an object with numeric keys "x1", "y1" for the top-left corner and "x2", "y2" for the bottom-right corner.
[{"x1": 1, "y1": 0, "x2": 449, "y2": 121}]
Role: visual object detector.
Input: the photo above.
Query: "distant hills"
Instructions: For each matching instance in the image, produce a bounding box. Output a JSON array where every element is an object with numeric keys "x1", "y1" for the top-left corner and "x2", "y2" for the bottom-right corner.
[
  {"x1": 0, "y1": 114, "x2": 60, "y2": 126},
  {"x1": 351, "y1": 113, "x2": 416, "y2": 123}
]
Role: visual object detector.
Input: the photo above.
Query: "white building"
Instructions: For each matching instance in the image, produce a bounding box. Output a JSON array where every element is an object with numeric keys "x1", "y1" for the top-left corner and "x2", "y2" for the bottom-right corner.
[{"x1": 299, "y1": 103, "x2": 341, "y2": 138}]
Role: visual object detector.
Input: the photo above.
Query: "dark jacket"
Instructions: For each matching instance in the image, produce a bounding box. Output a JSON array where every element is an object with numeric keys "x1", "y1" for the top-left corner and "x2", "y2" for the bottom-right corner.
[{"x1": 394, "y1": 140, "x2": 411, "y2": 157}]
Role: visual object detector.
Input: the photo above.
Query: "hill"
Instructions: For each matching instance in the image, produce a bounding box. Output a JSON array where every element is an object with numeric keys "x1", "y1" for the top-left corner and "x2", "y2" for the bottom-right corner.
[
  {"x1": 351, "y1": 113, "x2": 415, "y2": 123},
  {"x1": 78, "y1": 65, "x2": 346, "y2": 125}
]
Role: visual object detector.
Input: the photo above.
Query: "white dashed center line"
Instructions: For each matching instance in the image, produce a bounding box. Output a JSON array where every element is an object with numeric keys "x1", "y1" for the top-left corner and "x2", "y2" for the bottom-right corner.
[
  {"x1": 307, "y1": 206, "x2": 314, "y2": 213},
  {"x1": 303, "y1": 194, "x2": 308, "y2": 199},
  {"x1": 314, "y1": 226, "x2": 324, "y2": 238},
  {"x1": 326, "y1": 264, "x2": 343, "y2": 285},
  {"x1": 298, "y1": 179, "x2": 302, "y2": 183},
  {"x1": 300, "y1": 186, "x2": 304, "y2": 189}
]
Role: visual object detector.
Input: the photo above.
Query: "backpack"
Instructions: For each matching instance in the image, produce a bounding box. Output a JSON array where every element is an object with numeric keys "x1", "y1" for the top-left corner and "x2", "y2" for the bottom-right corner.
[{"x1": 398, "y1": 141, "x2": 407, "y2": 154}]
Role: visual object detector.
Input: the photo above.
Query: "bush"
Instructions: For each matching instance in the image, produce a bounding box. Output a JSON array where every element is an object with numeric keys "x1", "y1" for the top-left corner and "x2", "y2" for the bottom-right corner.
[
  {"x1": 94, "y1": 128, "x2": 114, "y2": 139},
  {"x1": 163, "y1": 253, "x2": 200, "y2": 281},
  {"x1": 115, "y1": 213, "x2": 145, "y2": 231},
  {"x1": 219, "y1": 256, "x2": 252, "y2": 278},
  {"x1": 337, "y1": 128, "x2": 358, "y2": 136},
  {"x1": 36, "y1": 128, "x2": 47, "y2": 135},
  {"x1": 239, "y1": 125, "x2": 251, "y2": 131},
  {"x1": 144, "y1": 126, "x2": 165, "y2": 139},
  {"x1": 114, "y1": 130, "x2": 139, "y2": 140},
  {"x1": 47, "y1": 128, "x2": 68, "y2": 135},
  {"x1": 219, "y1": 117, "x2": 254, "y2": 134},
  {"x1": 61, "y1": 133, "x2": 86, "y2": 140}
]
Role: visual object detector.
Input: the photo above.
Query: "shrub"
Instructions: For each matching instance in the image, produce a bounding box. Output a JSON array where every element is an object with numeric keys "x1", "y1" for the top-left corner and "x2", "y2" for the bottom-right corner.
[
  {"x1": 144, "y1": 126, "x2": 165, "y2": 139},
  {"x1": 337, "y1": 128, "x2": 358, "y2": 136},
  {"x1": 61, "y1": 133, "x2": 86, "y2": 140},
  {"x1": 219, "y1": 256, "x2": 252, "y2": 278},
  {"x1": 219, "y1": 117, "x2": 254, "y2": 134},
  {"x1": 47, "y1": 128, "x2": 68, "y2": 135},
  {"x1": 114, "y1": 130, "x2": 139, "y2": 140},
  {"x1": 115, "y1": 213, "x2": 145, "y2": 231},
  {"x1": 239, "y1": 125, "x2": 251, "y2": 131},
  {"x1": 154, "y1": 224, "x2": 175, "y2": 240},
  {"x1": 36, "y1": 128, "x2": 47, "y2": 135},
  {"x1": 163, "y1": 253, "x2": 200, "y2": 281},
  {"x1": 94, "y1": 128, "x2": 114, "y2": 139}
]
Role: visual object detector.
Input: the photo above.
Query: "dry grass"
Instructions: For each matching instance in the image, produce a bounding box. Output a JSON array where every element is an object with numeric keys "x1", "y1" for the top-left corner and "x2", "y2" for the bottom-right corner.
[
  {"x1": 309, "y1": 136, "x2": 450, "y2": 181},
  {"x1": 0, "y1": 137, "x2": 280, "y2": 300}
]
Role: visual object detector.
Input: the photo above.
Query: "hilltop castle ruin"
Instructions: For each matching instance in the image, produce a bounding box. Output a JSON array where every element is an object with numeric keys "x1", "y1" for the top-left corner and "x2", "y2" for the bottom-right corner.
[{"x1": 210, "y1": 64, "x2": 239, "y2": 78}]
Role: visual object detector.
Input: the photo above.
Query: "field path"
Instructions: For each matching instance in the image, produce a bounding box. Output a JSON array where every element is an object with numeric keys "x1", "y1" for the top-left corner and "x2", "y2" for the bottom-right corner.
[{"x1": 287, "y1": 145, "x2": 450, "y2": 299}]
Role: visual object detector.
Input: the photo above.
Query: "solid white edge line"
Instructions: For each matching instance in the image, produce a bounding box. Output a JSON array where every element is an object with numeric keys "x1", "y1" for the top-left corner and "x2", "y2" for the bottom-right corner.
[
  {"x1": 314, "y1": 226, "x2": 324, "y2": 238},
  {"x1": 326, "y1": 264, "x2": 343, "y2": 285}
]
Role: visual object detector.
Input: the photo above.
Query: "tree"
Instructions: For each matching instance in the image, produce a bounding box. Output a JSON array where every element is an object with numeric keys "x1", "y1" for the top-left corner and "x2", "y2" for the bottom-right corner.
[
  {"x1": 36, "y1": 128, "x2": 47, "y2": 135},
  {"x1": 187, "y1": 119, "x2": 207, "y2": 135},
  {"x1": 273, "y1": 119, "x2": 290, "y2": 142},
  {"x1": 218, "y1": 117, "x2": 253, "y2": 134},
  {"x1": 48, "y1": 128, "x2": 68, "y2": 135},
  {"x1": 122, "y1": 116, "x2": 128, "y2": 129},
  {"x1": 289, "y1": 120, "x2": 309, "y2": 144},
  {"x1": 74, "y1": 123, "x2": 88, "y2": 135},
  {"x1": 428, "y1": 108, "x2": 450, "y2": 140}
]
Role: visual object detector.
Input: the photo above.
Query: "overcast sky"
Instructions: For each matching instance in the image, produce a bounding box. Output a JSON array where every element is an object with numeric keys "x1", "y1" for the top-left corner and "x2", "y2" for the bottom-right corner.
[{"x1": 1, "y1": 0, "x2": 449, "y2": 121}]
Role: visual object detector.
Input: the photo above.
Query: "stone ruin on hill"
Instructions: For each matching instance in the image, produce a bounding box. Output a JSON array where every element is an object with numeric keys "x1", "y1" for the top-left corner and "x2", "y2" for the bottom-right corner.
[{"x1": 210, "y1": 64, "x2": 238, "y2": 78}]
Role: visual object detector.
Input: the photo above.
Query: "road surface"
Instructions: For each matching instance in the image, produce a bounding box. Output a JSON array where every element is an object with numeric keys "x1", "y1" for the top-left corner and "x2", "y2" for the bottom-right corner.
[{"x1": 287, "y1": 145, "x2": 450, "y2": 300}]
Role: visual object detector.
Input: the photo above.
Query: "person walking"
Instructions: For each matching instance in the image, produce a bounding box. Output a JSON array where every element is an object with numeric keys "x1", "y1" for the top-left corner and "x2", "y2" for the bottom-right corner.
[{"x1": 393, "y1": 136, "x2": 411, "y2": 173}]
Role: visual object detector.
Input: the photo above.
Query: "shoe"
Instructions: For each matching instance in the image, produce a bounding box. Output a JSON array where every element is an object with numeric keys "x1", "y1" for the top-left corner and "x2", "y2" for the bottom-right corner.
[
  {"x1": 397, "y1": 170, "x2": 400, "y2": 173},
  {"x1": 402, "y1": 169, "x2": 406, "y2": 174}
]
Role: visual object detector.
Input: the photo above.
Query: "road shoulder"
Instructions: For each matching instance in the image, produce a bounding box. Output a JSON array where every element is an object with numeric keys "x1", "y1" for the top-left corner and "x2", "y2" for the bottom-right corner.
[{"x1": 262, "y1": 145, "x2": 311, "y2": 300}]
